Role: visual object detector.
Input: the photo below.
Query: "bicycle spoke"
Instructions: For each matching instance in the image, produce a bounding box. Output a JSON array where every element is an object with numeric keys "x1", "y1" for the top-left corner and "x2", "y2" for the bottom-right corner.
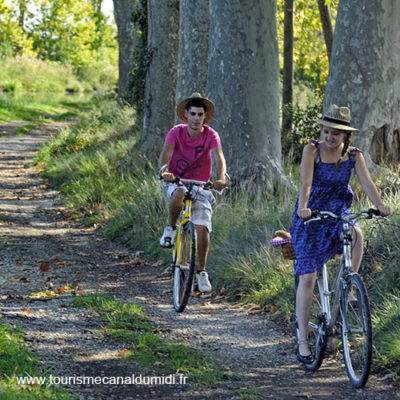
[
  {"x1": 341, "y1": 274, "x2": 372, "y2": 388},
  {"x1": 172, "y1": 222, "x2": 196, "y2": 312}
]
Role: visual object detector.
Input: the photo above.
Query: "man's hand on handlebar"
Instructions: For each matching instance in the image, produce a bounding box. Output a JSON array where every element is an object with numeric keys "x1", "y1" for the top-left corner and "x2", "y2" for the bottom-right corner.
[
  {"x1": 213, "y1": 179, "x2": 227, "y2": 191},
  {"x1": 160, "y1": 171, "x2": 176, "y2": 182}
]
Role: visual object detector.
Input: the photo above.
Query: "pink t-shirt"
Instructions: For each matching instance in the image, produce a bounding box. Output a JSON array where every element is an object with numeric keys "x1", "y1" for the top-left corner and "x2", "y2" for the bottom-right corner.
[{"x1": 165, "y1": 124, "x2": 221, "y2": 182}]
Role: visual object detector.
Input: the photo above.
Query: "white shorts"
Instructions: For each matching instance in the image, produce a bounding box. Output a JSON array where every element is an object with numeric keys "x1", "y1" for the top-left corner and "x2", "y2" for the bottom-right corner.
[{"x1": 164, "y1": 183, "x2": 216, "y2": 232}]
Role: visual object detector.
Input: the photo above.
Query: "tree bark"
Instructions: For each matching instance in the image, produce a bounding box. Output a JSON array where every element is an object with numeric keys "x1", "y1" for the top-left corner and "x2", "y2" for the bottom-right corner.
[
  {"x1": 208, "y1": 0, "x2": 284, "y2": 188},
  {"x1": 175, "y1": 0, "x2": 209, "y2": 112},
  {"x1": 317, "y1": 0, "x2": 333, "y2": 61},
  {"x1": 282, "y1": 0, "x2": 294, "y2": 135},
  {"x1": 141, "y1": 0, "x2": 179, "y2": 162},
  {"x1": 324, "y1": 0, "x2": 400, "y2": 166},
  {"x1": 113, "y1": 0, "x2": 138, "y2": 103}
]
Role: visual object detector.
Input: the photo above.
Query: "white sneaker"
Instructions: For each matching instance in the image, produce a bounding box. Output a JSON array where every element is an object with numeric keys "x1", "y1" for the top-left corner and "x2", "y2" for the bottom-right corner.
[
  {"x1": 160, "y1": 226, "x2": 176, "y2": 248},
  {"x1": 196, "y1": 271, "x2": 212, "y2": 292}
]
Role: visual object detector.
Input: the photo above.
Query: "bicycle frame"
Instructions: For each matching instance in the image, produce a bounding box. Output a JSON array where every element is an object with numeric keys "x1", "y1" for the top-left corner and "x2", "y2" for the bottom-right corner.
[
  {"x1": 173, "y1": 191, "x2": 193, "y2": 269},
  {"x1": 319, "y1": 218, "x2": 354, "y2": 333}
]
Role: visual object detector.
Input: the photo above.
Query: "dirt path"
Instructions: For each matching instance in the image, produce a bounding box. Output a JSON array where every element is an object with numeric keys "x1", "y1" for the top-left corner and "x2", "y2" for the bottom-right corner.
[{"x1": 0, "y1": 122, "x2": 398, "y2": 400}]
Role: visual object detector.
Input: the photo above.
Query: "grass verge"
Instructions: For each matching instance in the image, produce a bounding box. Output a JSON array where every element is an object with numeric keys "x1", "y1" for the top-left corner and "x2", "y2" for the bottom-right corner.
[
  {"x1": 73, "y1": 295, "x2": 227, "y2": 387},
  {"x1": 0, "y1": 319, "x2": 74, "y2": 399},
  {"x1": 0, "y1": 92, "x2": 96, "y2": 123}
]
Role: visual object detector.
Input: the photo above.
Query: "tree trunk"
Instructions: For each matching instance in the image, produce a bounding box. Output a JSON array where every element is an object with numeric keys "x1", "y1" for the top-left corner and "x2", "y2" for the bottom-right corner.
[
  {"x1": 324, "y1": 0, "x2": 400, "y2": 166},
  {"x1": 282, "y1": 0, "x2": 294, "y2": 136},
  {"x1": 175, "y1": 0, "x2": 209, "y2": 113},
  {"x1": 113, "y1": 0, "x2": 138, "y2": 103},
  {"x1": 317, "y1": 0, "x2": 333, "y2": 61},
  {"x1": 208, "y1": 0, "x2": 284, "y2": 188},
  {"x1": 141, "y1": 0, "x2": 179, "y2": 162}
]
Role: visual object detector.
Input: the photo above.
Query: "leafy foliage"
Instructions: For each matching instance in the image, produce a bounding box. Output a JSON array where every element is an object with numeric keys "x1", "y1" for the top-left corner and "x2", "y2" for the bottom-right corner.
[
  {"x1": 281, "y1": 90, "x2": 323, "y2": 163},
  {"x1": 0, "y1": 0, "x2": 35, "y2": 57},
  {"x1": 0, "y1": 0, "x2": 117, "y2": 82},
  {"x1": 277, "y1": 0, "x2": 337, "y2": 89}
]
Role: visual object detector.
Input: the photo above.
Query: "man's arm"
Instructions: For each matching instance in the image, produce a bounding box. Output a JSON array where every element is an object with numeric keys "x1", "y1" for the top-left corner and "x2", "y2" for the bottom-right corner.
[
  {"x1": 212, "y1": 146, "x2": 227, "y2": 190},
  {"x1": 158, "y1": 142, "x2": 175, "y2": 182}
]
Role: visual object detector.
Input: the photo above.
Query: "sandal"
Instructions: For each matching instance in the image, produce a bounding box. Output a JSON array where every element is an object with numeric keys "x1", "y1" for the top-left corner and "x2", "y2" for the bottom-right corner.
[{"x1": 297, "y1": 340, "x2": 313, "y2": 364}]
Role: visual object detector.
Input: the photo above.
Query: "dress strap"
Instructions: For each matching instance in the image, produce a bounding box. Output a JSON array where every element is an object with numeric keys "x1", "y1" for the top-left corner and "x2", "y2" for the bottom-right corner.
[
  {"x1": 308, "y1": 139, "x2": 321, "y2": 163},
  {"x1": 349, "y1": 147, "x2": 363, "y2": 164}
]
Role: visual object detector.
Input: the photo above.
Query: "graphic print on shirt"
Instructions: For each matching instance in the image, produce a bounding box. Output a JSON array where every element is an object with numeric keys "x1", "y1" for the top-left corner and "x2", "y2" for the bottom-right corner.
[
  {"x1": 194, "y1": 145, "x2": 205, "y2": 160},
  {"x1": 176, "y1": 158, "x2": 189, "y2": 172}
]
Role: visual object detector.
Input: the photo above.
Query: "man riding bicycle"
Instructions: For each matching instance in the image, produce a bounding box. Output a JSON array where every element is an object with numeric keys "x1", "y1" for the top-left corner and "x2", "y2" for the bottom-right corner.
[{"x1": 158, "y1": 93, "x2": 227, "y2": 293}]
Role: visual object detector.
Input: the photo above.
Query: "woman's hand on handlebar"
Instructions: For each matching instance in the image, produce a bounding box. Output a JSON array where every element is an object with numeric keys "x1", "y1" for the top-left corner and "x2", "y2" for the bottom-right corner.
[
  {"x1": 297, "y1": 207, "x2": 312, "y2": 219},
  {"x1": 377, "y1": 204, "x2": 391, "y2": 217}
]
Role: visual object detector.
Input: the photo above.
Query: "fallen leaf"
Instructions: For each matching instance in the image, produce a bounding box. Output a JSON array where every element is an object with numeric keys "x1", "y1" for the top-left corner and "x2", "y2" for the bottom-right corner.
[
  {"x1": 116, "y1": 349, "x2": 127, "y2": 357},
  {"x1": 50, "y1": 254, "x2": 59, "y2": 261},
  {"x1": 40, "y1": 262, "x2": 50, "y2": 271}
]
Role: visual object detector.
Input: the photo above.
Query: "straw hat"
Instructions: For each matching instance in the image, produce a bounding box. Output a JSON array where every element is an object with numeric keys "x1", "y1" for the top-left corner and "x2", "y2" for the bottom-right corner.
[
  {"x1": 176, "y1": 93, "x2": 216, "y2": 124},
  {"x1": 317, "y1": 104, "x2": 358, "y2": 131}
]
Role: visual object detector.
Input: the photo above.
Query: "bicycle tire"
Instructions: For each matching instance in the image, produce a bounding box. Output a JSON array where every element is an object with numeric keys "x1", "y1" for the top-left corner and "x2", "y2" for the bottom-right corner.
[
  {"x1": 340, "y1": 273, "x2": 372, "y2": 388},
  {"x1": 173, "y1": 222, "x2": 196, "y2": 312},
  {"x1": 303, "y1": 273, "x2": 327, "y2": 371}
]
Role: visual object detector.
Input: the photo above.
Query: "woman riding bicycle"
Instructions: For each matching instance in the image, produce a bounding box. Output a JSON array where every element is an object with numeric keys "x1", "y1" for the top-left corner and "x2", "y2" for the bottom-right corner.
[{"x1": 291, "y1": 104, "x2": 391, "y2": 364}]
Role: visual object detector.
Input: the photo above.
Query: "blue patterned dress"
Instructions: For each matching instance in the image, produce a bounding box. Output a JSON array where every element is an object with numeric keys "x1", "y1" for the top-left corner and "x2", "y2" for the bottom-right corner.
[{"x1": 290, "y1": 139, "x2": 361, "y2": 276}]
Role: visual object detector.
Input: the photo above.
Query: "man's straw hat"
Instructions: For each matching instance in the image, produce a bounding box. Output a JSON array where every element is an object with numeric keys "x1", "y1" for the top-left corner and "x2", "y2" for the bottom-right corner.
[
  {"x1": 317, "y1": 104, "x2": 358, "y2": 131},
  {"x1": 176, "y1": 93, "x2": 216, "y2": 124}
]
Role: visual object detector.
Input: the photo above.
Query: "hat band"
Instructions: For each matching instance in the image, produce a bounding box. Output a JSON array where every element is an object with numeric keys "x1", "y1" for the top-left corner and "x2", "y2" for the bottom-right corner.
[{"x1": 322, "y1": 116, "x2": 351, "y2": 126}]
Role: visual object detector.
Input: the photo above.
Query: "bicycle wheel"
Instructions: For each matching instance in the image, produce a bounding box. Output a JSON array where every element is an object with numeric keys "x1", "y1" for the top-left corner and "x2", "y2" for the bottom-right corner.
[
  {"x1": 340, "y1": 273, "x2": 372, "y2": 388},
  {"x1": 303, "y1": 272, "x2": 327, "y2": 371},
  {"x1": 173, "y1": 222, "x2": 196, "y2": 312}
]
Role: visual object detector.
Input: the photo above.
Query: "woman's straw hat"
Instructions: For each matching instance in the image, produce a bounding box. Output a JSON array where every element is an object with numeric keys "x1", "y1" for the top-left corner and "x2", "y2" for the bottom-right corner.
[
  {"x1": 317, "y1": 104, "x2": 358, "y2": 131},
  {"x1": 176, "y1": 93, "x2": 216, "y2": 124}
]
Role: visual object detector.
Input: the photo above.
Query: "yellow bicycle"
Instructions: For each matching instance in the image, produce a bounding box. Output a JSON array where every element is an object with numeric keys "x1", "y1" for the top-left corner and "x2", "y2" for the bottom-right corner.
[
  {"x1": 160, "y1": 173, "x2": 228, "y2": 312},
  {"x1": 171, "y1": 178, "x2": 206, "y2": 312}
]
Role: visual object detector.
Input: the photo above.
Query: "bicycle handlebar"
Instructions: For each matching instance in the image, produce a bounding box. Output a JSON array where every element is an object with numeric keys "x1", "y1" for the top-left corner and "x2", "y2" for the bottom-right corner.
[
  {"x1": 305, "y1": 208, "x2": 385, "y2": 225},
  {"x1": 159, "y1": 170, "x2": 230, "y2": 194}
]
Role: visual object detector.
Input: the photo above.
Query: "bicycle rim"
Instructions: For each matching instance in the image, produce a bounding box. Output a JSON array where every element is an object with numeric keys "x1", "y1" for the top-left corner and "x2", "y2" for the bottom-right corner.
[
  {"x1": 341, "y1": 274, "x2": 372, "y2": 388},
  {"x1": 304, "y1": 275, "x2": 327, "y2": 371},
  {"x1": 173, "y1": 222, "x2": 196, "y2": 312}
]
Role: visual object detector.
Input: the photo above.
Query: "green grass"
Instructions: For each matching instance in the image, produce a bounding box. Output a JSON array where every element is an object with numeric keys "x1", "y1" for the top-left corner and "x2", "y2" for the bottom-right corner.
[
  {"x1": 73, "y1": 295, "x2": 226, "y2": 387},
  {"x1": 0, "y1": 55, "x2": 117, "y2": 95},
  {"x1": 36, "y1": 99, "x2": 400, "y2": 379},
  {"x1": 0, "y1": 319, "x2": 74, "y2": 399},
  {"x1": 0, "y1": 92, "x2": 96, "y2": 123}
]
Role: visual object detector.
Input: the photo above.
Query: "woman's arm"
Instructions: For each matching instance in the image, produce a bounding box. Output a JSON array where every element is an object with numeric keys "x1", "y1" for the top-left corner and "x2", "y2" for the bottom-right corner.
[
  {"x1": 297, "y1": 144, "x2": 317, "y2": 219},
  {"x1": 354, "y1": 152, "x2": 391, "y2": 216}
]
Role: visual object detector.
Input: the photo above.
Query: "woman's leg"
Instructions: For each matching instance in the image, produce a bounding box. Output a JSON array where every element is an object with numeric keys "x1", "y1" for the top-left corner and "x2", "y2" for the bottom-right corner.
[
  {"x1": 296, "y1": 272, "x2": 317, "y2": 356},
  {"x1": 350, "y1": 226, "x2": 363, "y2": 272}
]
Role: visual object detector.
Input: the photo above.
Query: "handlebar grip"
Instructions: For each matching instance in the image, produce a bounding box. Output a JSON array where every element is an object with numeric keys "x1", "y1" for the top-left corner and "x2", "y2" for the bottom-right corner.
[
  {"x1": 368, "y1": 208, "x2": 381, "y2": 216},
  {"x1": 310, "y1": 210, "x2": 320, "y2": 217}
]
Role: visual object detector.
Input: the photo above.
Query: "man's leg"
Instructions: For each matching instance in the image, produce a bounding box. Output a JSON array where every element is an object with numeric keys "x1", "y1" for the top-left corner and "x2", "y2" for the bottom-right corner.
[
  {"x1": 195, "y1": 225, "x2": 209, "y2": 271},
  {"x1": 160, "y1": 187, "x2": 185, "y2": 248},
  {"x1": 168, "y1": 188, "x2": 185, "y2": 227},
  {"x1": 194, "y1": 224, "x2": 212, "y2": 292}
]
